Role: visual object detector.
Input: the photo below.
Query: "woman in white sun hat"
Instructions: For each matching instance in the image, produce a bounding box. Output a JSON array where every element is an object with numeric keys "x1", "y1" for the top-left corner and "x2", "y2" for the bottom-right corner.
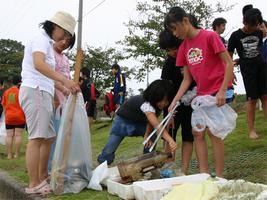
[{"x1": 19, "y1": 11, "x2": 79, "y2": 194}]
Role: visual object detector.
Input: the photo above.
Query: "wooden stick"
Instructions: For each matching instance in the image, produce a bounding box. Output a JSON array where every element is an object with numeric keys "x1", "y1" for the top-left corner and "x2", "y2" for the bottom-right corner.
[{"x1": 54, "y1": 49, "x2": 83, "y2": 194}]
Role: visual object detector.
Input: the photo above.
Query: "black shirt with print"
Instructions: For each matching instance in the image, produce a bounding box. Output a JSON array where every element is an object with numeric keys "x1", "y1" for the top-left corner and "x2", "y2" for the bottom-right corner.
[{"x1": 228, "y1": 29, "x2": 263, "y2": 60}]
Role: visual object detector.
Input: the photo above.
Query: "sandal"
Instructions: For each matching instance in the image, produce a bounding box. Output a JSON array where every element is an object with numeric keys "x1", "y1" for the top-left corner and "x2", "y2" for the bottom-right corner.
[
  {"x1": 37, "y1": 182, "x2": 52, "y2": 195},
  {"x1": 25, "y1": 180, "x2": 47, "y2": 194}
]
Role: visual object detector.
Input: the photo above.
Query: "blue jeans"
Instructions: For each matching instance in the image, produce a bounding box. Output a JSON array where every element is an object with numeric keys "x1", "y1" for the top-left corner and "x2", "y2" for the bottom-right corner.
[
  {"x1": 97, "y1": 116, "x2": 156, "y2": 165},
  {"x1": 47, "y1": 116, "x2": 60, "y2": 174}
]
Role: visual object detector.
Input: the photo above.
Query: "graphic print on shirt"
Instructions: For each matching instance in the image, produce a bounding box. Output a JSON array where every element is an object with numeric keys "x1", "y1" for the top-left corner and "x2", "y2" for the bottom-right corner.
[
  {"x1": 187, "y1": 48, "x2": 203, "y2": 65},
  {"x1": 240, "y1": 36, "x2": 260, "y2": 58},
  {"x1": 8, "y1": 93, "x2": 15, "y2": 104}
]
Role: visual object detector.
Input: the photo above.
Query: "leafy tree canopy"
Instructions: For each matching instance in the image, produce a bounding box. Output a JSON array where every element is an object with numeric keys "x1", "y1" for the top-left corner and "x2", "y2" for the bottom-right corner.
[
  {"x1": 0, "y1": 39, "x2": 24, "y2": 82},
  {"x1": 69, "y1": 46, "x2": 135, "y2": 96}
]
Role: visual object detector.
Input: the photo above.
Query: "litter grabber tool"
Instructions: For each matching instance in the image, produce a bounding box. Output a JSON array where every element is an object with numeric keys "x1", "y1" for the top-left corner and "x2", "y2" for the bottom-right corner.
[{"x1": 143, "y1": 101, "x2": 180, "y2": 152}]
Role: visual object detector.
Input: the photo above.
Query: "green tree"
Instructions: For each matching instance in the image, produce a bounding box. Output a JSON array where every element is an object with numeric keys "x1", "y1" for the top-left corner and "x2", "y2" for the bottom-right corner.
[
  {"x1": 119, "y1": 0, "x2": 233, "y2": 81},
  {"x1": 0, "y1": 39, "x2": 24, "y2": 81},
  {"x1": 70, "y1": 46, "x2": 135, "y2": 96}
]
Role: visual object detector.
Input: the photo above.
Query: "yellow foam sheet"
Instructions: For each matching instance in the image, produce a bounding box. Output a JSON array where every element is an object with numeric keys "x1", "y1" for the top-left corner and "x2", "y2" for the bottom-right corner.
[{"x1": 161, "y1": 180, "x2": 219, "y2": 200}]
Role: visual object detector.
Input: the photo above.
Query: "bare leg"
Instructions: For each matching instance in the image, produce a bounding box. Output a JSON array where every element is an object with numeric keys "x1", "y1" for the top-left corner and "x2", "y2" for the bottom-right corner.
[
  {"x1": 207, "y1": 130, "x2": 224, "y2": 177},
  {"x1": 247, "y1": 100, "x2": 258, "y2": 139},
  {"x1": 14, "y1": 128, "x2": 24, "y2": 158},
  {"x1": 260, "y1": 95, "x2": 267, "y2": 120},
  {"x1": 6, "y1": 129, "x2": 15, "y2": 159},
  {"x1": 181, "y1": 141, "x2": 193, "y2": 175},
  {"x1": 88, "y1": 117, "x2": 93, "y2": 128},
  {"x1": 39, "y1": 137, "x2": 55, "y2": 181},
  {"x1": 26, "y1": 139, "x2": 42, "y2": 188},
  {"x1": 193, "y1": 130, "x2": 209, "y2": 173}
]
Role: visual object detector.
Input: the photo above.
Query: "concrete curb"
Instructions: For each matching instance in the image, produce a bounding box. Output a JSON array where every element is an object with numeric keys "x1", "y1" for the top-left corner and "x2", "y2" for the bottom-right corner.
[{"x1": 0, "y1": 169, "x2": 42, "y2": 200}]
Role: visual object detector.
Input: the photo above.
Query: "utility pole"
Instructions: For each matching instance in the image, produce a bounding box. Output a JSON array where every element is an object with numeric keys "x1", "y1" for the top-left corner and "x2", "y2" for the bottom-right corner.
[{"x1": 77, "y1": 0, "x2": 83, "y2": 49}]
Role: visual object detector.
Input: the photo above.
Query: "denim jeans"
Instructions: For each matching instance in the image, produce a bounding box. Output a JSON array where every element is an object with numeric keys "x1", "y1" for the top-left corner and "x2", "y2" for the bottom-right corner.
[
  {"x1": 47, "y1": 116, "x2": 60, "y2": 174},
  {"x1": 97, "y1": 116, "x2": 156, "y2": 165}
]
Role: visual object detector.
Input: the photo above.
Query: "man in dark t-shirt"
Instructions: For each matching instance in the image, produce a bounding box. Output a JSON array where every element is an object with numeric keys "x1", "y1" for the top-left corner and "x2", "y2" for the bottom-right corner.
[
  {"x1": 228, "y1": 7, "x2": 267, "y2": 139},
  {"x1": 159, "y1": 30, "x2": 196, "y2": 174}
]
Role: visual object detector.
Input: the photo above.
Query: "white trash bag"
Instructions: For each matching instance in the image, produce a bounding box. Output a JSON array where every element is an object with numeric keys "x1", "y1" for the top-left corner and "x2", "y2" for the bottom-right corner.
[
  {"x1": 191, "y1": 95, "x2": 237, "y2": 140},
  {"x1": 0, "y1": 112, "x2": 6, "y2": 145},
  {"x1": 88, "y1": 161, "x2": 108, "y2": 191},
  {"x1": 51, "y1": 93, "x2": 93, "y2": 194}
]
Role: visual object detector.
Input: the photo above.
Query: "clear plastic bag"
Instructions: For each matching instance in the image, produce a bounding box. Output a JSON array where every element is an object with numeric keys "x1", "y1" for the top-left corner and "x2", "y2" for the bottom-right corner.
[
  {"x1": 51, "y1": 93, "x2": 93, "y2": 194},
  {"x1": 181, "y1": 87, "x2": 197, "y2": 106},
  {"x1": 191, "y1": 96, "x2": 237, "y2": 140},
  {"x1": 0, "y1": 112, "x2": 6, "y2": 145}
]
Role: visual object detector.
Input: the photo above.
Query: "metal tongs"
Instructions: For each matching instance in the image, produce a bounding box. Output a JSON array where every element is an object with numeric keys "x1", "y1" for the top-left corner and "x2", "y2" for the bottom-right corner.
[{"x1": 143, "y1": 101, "x2": 180, "y2": 152}]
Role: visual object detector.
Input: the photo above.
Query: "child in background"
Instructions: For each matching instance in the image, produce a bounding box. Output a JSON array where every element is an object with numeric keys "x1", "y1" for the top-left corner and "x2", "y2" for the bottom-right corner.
[
  {"x1": 111, "y1": 63, "x2": 126, "y2": 110},
  {"x1": 259, "y1": 20, "x2": 267, "y2": 63},
  {"x1": 159, "y1": 30, "x2": 195, "y2": 174},
  {"x1": 80, "y1": 67, "x2": 97, "y2": 126},
  {"x1": 2, "y1": 76, "x2": 25, "y2": 159},
  {"x1": 228, "y1": 7, "x2": 267, "y2": 139},
  {"x1": 212, "y1": 17, "x2": 227, "y2": 46},
  {"x1": 0, "y1": 78, "x2": 4, "y2": 116},
  {"x1": 165, "y1": 6, "x2": 234, "y2": 177},
  {"x1": 97, "y1": 79, "x2": 177, "y2": 165},
  {"x1": 47, "y1": 34, "x2": 76, "y2": 174}
]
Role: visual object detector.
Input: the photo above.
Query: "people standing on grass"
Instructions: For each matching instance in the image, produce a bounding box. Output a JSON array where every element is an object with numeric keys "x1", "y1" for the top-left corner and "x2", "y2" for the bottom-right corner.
[
  {"x1": 259, "y1": 20, "x2": 267, "y2": 63},
  {"x1": 165, "y1": 6, "x2": 234, "y2": 177},
  {"x1": 19, "y1": 11, "x2": 79, "y2": 194},
  {"x1": 159, "y1": 30, "x2": 195, "y2": 175},
  {"x1": 80, "y1": 67, "x2": 98, "y2": 127},
  {"x1": 47, "y1": 34, "x2": 76, "y2": 174},
  {"x1": 212, "y1": 17, "x2": 227, "y2": 46},
  {"x1": 1, "y1": 76, "x2": 25, "y2": 159},
  {"x1": 111, "y1": 63, "x2": 126, "y2": 110},
  {"x1": 97, "y1": 79, "x2": 177, "y2": 165},
  {"x1": 228, "y1": 6, "x2": 267, "y2": 139},
  {"x1": 0, "y1": 78, "x2": 4, "y2": 116}
]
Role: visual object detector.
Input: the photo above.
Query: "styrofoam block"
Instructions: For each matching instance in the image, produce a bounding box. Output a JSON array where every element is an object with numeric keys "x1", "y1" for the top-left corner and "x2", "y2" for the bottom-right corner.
[
  {"x1": 133, "y1": 173, "x2": 211, "y2": 200},
  {"x1": 107, "y1": 178, "x2": 135, "y2": 200},
  {"x1": 101, "y1": 166, "x2": 120, "y2": 186}
]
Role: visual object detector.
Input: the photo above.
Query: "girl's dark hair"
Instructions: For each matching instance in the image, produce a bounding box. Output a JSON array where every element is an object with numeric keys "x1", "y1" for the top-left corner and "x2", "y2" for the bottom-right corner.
[
  {"x1": 39, "y1": 20, "x2": 55, "y2": 38},
  {"x1": 242, "y1": 4, "x2": 253, "y2": 16},
  {"x1": 159, "y1": 30, "x2": 183, "y2": 50},
  {"x1": 68, "y1": 33, "x2": 76, "y2": 49},
  {"x1": 188, "y1": 14, "x2": 200, "y2": 29},
  {"x1": 143, "y1": 79, "x2": 175, "y2": 110},
  {"x1": 12, "y1": 75, "x2": 21, "y2": 85},
  {"x1": 164, "y1": 6, "x2": 188, "y2": 31},
  {"x1": 80, "y1": 67, "x2": 91, "y2": 79},
  {"x1": 243, "y1": 8, "x2": 263, "y2": 26}
]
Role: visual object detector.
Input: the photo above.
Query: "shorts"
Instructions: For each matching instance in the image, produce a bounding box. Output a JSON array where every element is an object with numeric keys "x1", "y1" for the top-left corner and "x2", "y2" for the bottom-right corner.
[
  {"x1": 85, "y1": 101, "x2": 96, "y2": 117},
  {"x1": 5, "y1": 124, "x2": 25, "y2": 129},
  {"x1": 164, "y1": 105, "x2": 194, "y2": 142},
  {"x1": 240, "y1": 59, "x2": 267, "y2": 100},
  {"x1": 19, "y1": 86, "x2": 56, "y2": 140}
]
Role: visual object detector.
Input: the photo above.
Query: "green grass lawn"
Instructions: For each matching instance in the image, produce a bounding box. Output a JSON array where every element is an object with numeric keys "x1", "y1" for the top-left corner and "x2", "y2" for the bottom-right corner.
[{"x1": 0, "y1": 111, "x2": 266, "y2": 200}]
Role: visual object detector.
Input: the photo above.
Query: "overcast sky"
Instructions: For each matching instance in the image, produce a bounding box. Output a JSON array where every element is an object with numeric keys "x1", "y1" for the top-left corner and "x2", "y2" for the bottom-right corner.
[{"x1": 1, "y1": 0, "x2": 266, "y2": 94}]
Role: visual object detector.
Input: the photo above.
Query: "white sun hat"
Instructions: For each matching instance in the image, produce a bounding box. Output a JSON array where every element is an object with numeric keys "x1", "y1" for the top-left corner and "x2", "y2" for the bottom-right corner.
[{"x1": 49, "y1": 11, "x2": 76, "y2": 36}]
